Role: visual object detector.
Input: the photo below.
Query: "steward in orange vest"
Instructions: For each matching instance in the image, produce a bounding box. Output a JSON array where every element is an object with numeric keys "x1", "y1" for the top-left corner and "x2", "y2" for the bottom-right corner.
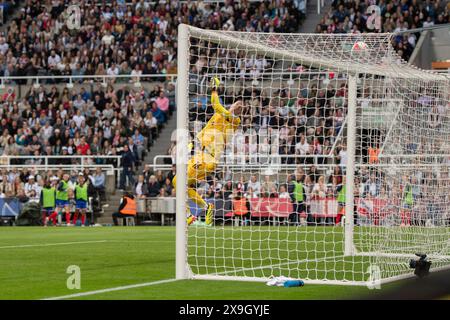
[
  {"x1": 120, "y1": 195, "x2": 137, "y2": 216},
  {"x1": 368, "y1": 147, "x2": 380, "y2": 164},
  {"x1": 232, "y1": 193, "x2": 250, "y2": 219},
  {"x1": 112, "y1": 193, "x2": 137, "y2": 226}
]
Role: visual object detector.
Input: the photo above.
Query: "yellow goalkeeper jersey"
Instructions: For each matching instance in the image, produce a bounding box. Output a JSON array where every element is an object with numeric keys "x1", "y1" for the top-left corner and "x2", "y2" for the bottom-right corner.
[
  {"x1": 196, "y1": 92, "x2": 241, "y2": 159},
  {"x1": 187, "y1": 152, "x2": 217, "y2": 183}
]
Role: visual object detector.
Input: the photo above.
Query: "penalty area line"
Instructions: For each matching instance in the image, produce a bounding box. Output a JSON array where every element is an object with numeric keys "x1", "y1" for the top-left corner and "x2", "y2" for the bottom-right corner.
[
  {"x1": 42, "y1": 278, "x2": 179, "y2": 300},
  {"x1": 0, "y1": 240, "x2": 108, "y2": 249}
]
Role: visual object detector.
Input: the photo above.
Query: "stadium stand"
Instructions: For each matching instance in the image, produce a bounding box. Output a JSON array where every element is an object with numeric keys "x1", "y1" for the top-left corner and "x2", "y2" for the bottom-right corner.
[
  {"x1": 2, "y1": 0, "x2": 444, "y2": 226},
  {"x1": 142, "y1": 1, "x2": 449, "y2": 226},
  {"x1": 315, "y1": 0, "x2": 450, "y2": 61},
  {"x1": 0, "y1": 0, "x2": 307, "y2": 224}
]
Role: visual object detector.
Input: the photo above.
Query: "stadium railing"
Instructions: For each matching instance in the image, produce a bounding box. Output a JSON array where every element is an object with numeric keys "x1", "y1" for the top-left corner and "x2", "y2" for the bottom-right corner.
[
  {"x1": 0, "y1": 74, "x2": 177, "y2": 99},
  {"x1": 152, "y1": 154, "x2": 343, "y2": 169},
  {"x1": 0, "y1": 74, "x2": 177, "y2": 84},
  {"x1": 0, "y1": 155, "x2": 119, "y2": 189},
  {"x1": 0, "y1": 155, "x2": 121, "y2": 168}
]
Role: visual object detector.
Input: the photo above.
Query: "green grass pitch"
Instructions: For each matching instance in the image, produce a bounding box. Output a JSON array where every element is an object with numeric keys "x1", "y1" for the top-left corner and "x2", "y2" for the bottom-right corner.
[{"x1": 0, "y1": 226, "x2": 401, "y2": 300}]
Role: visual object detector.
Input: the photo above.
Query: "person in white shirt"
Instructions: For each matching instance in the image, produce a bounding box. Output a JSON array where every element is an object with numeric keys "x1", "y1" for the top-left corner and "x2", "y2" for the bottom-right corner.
[
  {"x1": 134, "y1": 175, "x2": 147, "y2": 198},
  {"x1": 422, "y1": 16, "x2": 434, "y2": 28},
  {"x1": 41, "y1": 121, "x2": 54, "y2": 141},
  {"x1": 24, "y1": 176, "x2": 39, "y2": 198},
  {"x1": 130, "y1": 65, "x2": 142, "y2": 83},
  {"x1": 47, "y1": 50, "x2": 61, "y2": 70},
  {"x1": 247, "y1": 175, "x2": 261, "y2": 195},
  {"x1": 312, "y1": 175, "x2": 327, "y2": 199},
  {"x1": 279, "y1": 185, "x2": 291, "y2": 199},
  {"x1": 102, "y1": 31, "x2": 115, "y2": 46},
  {"x1": 0, "y1": 37, "x2": 9, "y2": 55},
  {"x1": 338, "y1": 144, "x2": 347, "y2": 170},
  {"x1": 102, "y1": 7, "x2": 113, "y2": 21},
  {"x1": 144, "y1": 111, "x2": 158, "y2": 129},
  {"x1": 153, "y1": 35, "x2": 164, "y2": 49},
  {"x1": 158, "y1": 18, "x2": 168, "y2": 34},
  {"x1": 73, "y1": 109, "x2": 86, "y2": 128},
  {"x1": 73, "y1": 95, "x2": 86, "y2": 110},
  {"x1": 295, "y1": 135, "x2": 309, "y2": 155},
  {"x1": 107, "y1": 63, "x2": 119, "y2": 76}
]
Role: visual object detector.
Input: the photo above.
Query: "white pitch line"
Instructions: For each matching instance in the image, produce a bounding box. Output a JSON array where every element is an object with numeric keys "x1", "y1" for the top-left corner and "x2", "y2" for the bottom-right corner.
[
  {"x1": 42, "y1": 278, "x2": 179, "y2": 300},
  {"x1": 0, "y1": 240, "x2": 108, "y2": 249}
]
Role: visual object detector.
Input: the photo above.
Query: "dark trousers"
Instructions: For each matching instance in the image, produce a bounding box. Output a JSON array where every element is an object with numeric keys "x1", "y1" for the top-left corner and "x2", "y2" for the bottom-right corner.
[
  {"x1": 94, "y1": 186, "x2": 106, "y2": 202},
  {"x1": 120, "y1": 166, "x2": 135, "y2": 189},
  {"x1": 112, "y1": 212, "x2": 135, "y2": 226},
  {"x1": 289, "y1": 202, "x2": 305, "y2": 224}
]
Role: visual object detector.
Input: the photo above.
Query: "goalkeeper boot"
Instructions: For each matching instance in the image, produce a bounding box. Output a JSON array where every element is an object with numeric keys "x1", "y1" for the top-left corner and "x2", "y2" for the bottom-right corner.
[
  {"x1": 186, "y1": 214, "x2": 197, "y2": 226},
  {"x1": 205, "y1": 203, "x2": 215, "y2": 226}
]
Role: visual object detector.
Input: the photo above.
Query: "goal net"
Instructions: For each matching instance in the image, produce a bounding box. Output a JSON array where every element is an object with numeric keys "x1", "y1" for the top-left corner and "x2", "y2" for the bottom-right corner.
[{"x1": 175, "y1": 24, "x2": 450, "y2": 285}]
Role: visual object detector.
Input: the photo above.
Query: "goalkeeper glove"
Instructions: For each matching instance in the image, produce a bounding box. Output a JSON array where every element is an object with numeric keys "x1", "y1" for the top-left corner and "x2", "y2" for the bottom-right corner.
[{"x1": 210, "y1": 76, "x2": 220, "y2": 91}]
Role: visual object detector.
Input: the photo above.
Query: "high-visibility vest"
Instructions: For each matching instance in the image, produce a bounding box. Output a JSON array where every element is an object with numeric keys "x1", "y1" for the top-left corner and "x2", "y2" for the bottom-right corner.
[
  {"x1": 233, "y1": 198, "x2": 248, "y2": 216},
  {"x1": 120, "y1": 196, "x2": 137, "y2": 216},
  {"x1": 293, "y1": 182, "x2": 304, "y2": 202},
  {"x1": 75, "y1": 183, "x2": 88, "y2": 201},
  {"x1": 404, "y1": 185, "x2": 414, "y2": 205},
  {"x1": 337, "y1": 185, "x2": 346, "y2": 203},
  {"x1": 42, "y1": 187, "x2": 56, "y2": 208},
  {"x1": 368, "y1": 147, "x2": 380, "y2": 164},
  {"x1": 56, "y1": 180, "x2": 69, "y2": 200}
]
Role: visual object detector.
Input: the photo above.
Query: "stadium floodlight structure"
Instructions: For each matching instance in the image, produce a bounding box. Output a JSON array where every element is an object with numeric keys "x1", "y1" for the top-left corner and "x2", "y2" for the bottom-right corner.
[{"x1": 176, "y1": 24, "x2": 450, "y2": 285}]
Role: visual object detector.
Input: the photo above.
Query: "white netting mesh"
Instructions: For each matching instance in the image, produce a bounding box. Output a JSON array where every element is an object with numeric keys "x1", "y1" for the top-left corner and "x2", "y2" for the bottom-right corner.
[{"x1": 179, "y1": 26, "x2": 450, "y2": 284}]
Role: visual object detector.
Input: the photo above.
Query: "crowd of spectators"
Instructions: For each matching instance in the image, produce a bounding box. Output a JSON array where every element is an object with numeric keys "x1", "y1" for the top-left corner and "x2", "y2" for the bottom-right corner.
[
  {"x1": 0, "y1": 0, "x2": 305, "y2": 81},
  {"x1": 0, "y1": 0, "x2": 306, "y2": 208},
  {"x1": 137, "y1": 162, "x2": 448, "y2": 226},
  {"x1": 0, "y1": 167, "x2": 106, "y2": 209},
  {"x1": 316, "y1": 0, "x2": 450, "y2": 62},
  {"x1": 134, "y1": 164, "x2": 176, "y2": 198},
  {"x1": 0, "y1": 83, "x2": 174, "y2": 172},
  {"x1": 186, "y1": 80, "x2": 349, "y2": 167},
  {"x1": 0, "y1": 1, "x2": 18, "y2": 26}
]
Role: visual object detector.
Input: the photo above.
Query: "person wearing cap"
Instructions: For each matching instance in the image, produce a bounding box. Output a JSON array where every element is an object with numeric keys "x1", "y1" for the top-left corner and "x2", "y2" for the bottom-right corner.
[
  {"x1": 72, "y1": 174, "x2": 88, "y2": 227},
  {"x1": 56, "y1": 173, "x2": 72, "y2": 226},
  {"x1": 41, "y1": 177, "x2": 58, "y2": 227},
  {"x1": 112, "y1": 192, "x2": 136, "y2": 226},
  {"x1": 24, "y1": 175, "x2": 38, "y2": 198}
]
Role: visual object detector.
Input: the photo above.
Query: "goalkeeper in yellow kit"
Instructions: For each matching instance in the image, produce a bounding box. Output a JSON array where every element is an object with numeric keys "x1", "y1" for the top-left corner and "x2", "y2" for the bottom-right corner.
[{"x1": 173, "y1": 77, "x2": 242, "y2": 226}]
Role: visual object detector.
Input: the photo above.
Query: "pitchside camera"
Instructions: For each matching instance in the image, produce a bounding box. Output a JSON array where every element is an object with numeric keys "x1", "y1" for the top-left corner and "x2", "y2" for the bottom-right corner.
[{"x1": 409, "y1": 253, "x2": 432, "y2": 278}]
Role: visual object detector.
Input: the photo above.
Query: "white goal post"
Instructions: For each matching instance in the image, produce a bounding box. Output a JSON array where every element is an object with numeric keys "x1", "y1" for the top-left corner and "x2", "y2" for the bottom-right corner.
[{"x1": 176, "y1": 23, "x2": 450, "y2": 285}]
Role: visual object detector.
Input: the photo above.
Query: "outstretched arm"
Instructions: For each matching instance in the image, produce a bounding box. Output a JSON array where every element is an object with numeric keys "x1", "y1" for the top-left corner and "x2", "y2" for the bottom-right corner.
[{"x1": 210, "y1": 77, "x2": 242, "y2": 122}]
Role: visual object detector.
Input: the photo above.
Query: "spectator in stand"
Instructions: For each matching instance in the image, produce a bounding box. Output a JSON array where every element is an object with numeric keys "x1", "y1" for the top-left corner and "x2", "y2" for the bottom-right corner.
[
  {"x1": 134, "y1": 175, "x2": 148, "y2": 199},
  {"x1": 167, "y1": 164, "x2": 176, "y2": 183},
  {"x1": 279, "y1": 185, "x2": 290, "y2": 199},
  {"x1": 24, "y1": 175, "x2": 39, "y2": 198},
  {"x1": 364, "y1": 173, "x2": 381, "y2": 197},
  {"x1": 312, "y1": 175, "x2": 327, "y2": 199},
  {"x1": 317, "y1": 0, "x2": 449, "y2": 61},
  {"x1": 150, "y1": 101, "x2": 166, "y2": 125},
  {"x1": 147, "y1": 175, "x2": 160, "y2": 198},
  {"x1": 261, "y1": 175, "x2": 276, "y2": 194},
  {"x1": 156, "y1": 90, "x2": 170, "y2": 115},
  {"x1": 92, "y1": 167, "x2": 106, "y2": 203},
  {"x1": 76, "y1": 136, "x2": 90, "y2": 155},
  {"x1": 247, "y1": 175, "x2": 261, "y2": 196},
  {"x1": 119, "y1": 144, "x2": 135, "y2": 190},
  {"x1": 132, "y1": 129, "x2": 145, "y2": 161},
  {"x1": 162, "y1": 178, "x2": 173, "y2": 196}
]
